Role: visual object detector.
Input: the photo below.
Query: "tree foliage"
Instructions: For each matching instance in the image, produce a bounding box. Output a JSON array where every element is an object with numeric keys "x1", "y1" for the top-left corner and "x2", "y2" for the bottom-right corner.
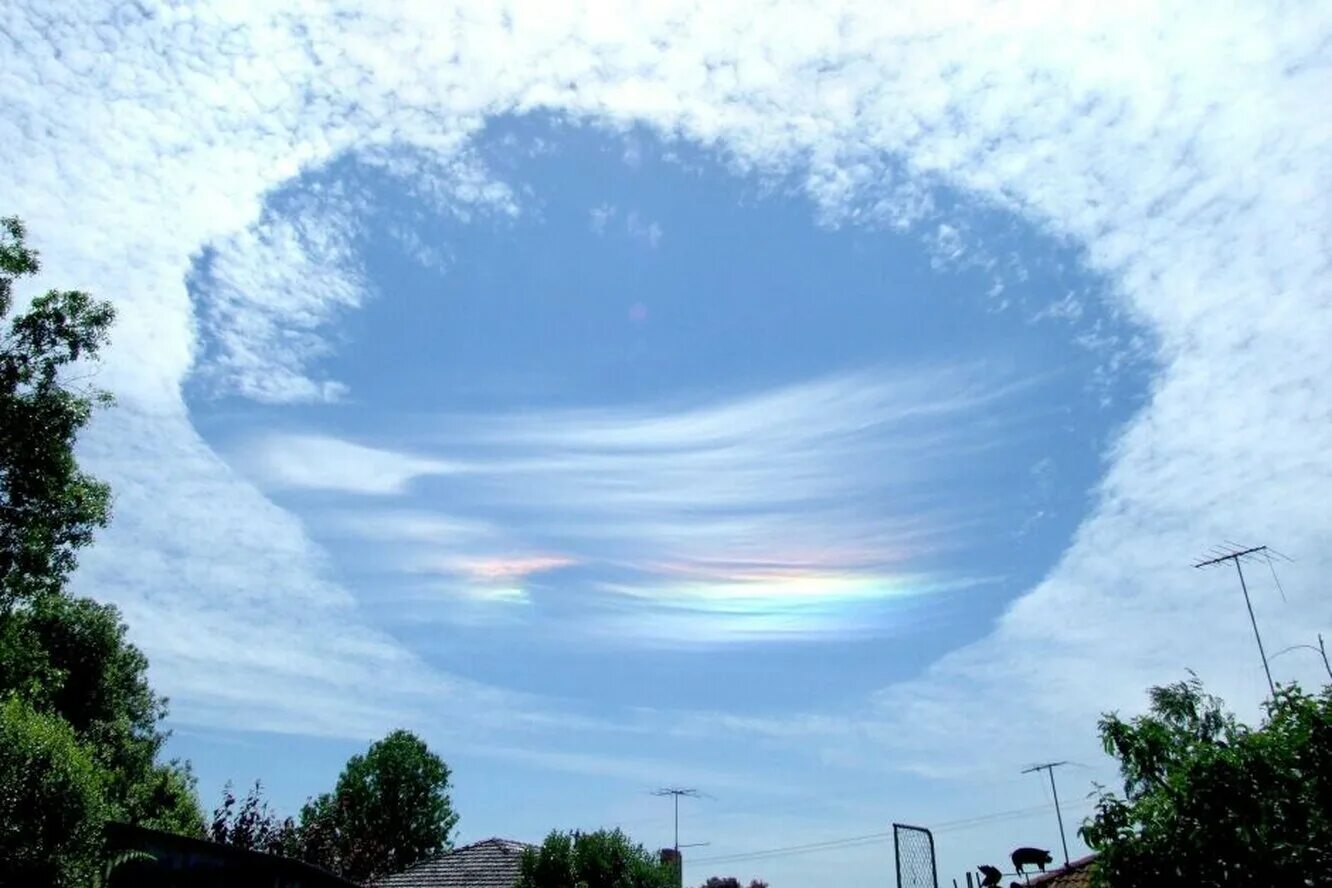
[
  {"x1": 0, "y1": 215, "x2": 202, "y2": 882},
  {"x1": 698, "y1": 878, "x2": 768, "y2": 888},
  {"x1": 1081, "y1": 677, "x2": 1332, "y2": 887},
  {"x1": 516, "y1": 828, "x2": 676, "y2": 888},
  {"x1": 0, "y1": 695, "x2": 109, "y2": 887},
  {"x1": 296, "y1": 729, "x2": 459, "y2": 882},
  {"x1": 0, "y1": 585, "x2": 203, "y2": 834},
  {"x1": 210, "y1": 781, "x2": 299, "y2": 857},
  {"x1": 1, "y1": 215, "x2": 115, "y2": 608}
]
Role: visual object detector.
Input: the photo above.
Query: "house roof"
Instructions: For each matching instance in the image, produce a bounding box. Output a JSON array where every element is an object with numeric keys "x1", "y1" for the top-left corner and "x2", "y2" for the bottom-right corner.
[
  {"x1": 373, "y1": 838, "x2": 532, "y2": 888},
  {"x1": 105, "y1": 822, "x2": 362, "y2": 888},
  {"x1": 1024, "y1": 854, "x2": 1096, "y2": 887}
]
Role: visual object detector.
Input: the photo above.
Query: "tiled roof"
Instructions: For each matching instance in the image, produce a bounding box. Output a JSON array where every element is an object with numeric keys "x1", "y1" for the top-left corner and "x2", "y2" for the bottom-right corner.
[
  {"x1": 373, "y1": 838, "x2": 532, "y2": 888},
  {"x1": 1025, "y1": 854, "x2": 1096, "y2": 887}
]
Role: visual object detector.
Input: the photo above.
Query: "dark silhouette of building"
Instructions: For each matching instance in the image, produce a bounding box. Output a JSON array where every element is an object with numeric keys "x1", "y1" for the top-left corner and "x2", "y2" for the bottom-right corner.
[{"x1": 105, "y1": 822, "x2": 361, "y2": 888}]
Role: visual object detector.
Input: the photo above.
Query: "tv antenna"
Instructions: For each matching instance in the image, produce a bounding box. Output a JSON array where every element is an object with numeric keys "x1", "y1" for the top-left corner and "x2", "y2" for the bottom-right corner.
[
  {"x1": 652, "y1": 788, "x2": 703, "y2": 856},
  {"x1": 1193, "y1": 543, "x2": 1288, "y2": 698},
  {"x1": 1021, "y1": 761, "x2": 1070, "y2": 867}
]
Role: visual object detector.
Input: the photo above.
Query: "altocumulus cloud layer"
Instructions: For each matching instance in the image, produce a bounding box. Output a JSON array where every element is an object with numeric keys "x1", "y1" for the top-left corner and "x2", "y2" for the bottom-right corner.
[{"x1": 3, "y1": 0, "x2": 1331, "y2": 855}]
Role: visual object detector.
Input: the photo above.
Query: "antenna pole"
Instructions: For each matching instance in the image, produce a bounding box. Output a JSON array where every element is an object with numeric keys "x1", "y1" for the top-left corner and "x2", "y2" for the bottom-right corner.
[
  {"x1": 1194, "y1": 545, "x2": 1276, "y2": 698},
  {"x1": 653, "y1": 788, "x2": 701, "y2": 886},
  {"x1": 1232, "y1": 557, "x2": 1276, "y2": 698},
  {"x1": 1022, "y1": 762, "x2": 1070, "y2": 867}
]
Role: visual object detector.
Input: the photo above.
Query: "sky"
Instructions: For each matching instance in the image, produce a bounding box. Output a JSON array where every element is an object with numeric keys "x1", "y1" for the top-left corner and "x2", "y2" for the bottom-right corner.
[{"x1": 3, "y1": 2, "x2": 1330, "y2": 886}]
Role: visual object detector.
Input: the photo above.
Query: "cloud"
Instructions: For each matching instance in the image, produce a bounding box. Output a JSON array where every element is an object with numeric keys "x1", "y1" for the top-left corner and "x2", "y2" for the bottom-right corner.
[
  {"x1": 254, "y1": 367, "x2": 1018, "y2": 641},
  {"x1": 419, "y1": 555, "x2": 577, "y2": 584},
  {"x1": 589, "y1": 203, "x2": 617, "y2": 234},
  {"x1": 3, "y1": 4, "x2": 1330, "y2": 882},
  {"x1": 588, "y1": 203, "x2": 663, "y2": 246},
  {"x1": 249, "y1": 434, "x2": 461, "y2": 495},
  {"x1": 624, "y1": 210, "x2": 663, "y2": 247},
  {"x1": 190, "y1": 181, "x2": 367, "y2": 404}
]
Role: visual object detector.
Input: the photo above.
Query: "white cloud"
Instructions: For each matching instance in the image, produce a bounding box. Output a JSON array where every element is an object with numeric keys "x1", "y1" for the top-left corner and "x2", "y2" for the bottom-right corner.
[
  {"x1": 192, "y1": 184, "x2": 367, "y2": 403},
  {"x1": 624, "y1": 210, "x2": 663, "y2": 247},
  {"x1": 248, "y1": 433, "x2": 462, "y2": 495},
  {"x1": 588, "y1": 204, "x2": 663, "y2": 246},
  {"x1": 4, "y1": 3, "x2": 1331, "y2": 882},
  {"x1": 589, "y1": 203, "x2": 617, "y2": 234},
  {"x1": 257, "y1": 368, "x2": 1018, "y2": 641}
]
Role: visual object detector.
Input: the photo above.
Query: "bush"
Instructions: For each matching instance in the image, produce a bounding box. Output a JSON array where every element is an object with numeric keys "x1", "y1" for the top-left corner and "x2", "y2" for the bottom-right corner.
[
  {"x1": 0, "y1": 695, "x2": 109, "y2": 886},
  {"x1": 517, "y1": 828, "x2": 675, "y2": 888},
  {"x1": 1081, "y1": 678, "x2": 1332, "y2": 886}
]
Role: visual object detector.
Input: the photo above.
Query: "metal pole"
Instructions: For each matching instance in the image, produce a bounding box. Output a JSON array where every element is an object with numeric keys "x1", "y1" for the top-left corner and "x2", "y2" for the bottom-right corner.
[
  {"x1": 674, "y1": 792, "x2": 679, "y2": 853},
  {"x1": 1047, "y1": 768, "x2": 1069, "y2": 867},
  {"x1": 1023, "y1": 762, "x2": 1070, "y2": 869},
  {"x1": 1234, "y1": 558, "x2": 1276, "y2": 698}
]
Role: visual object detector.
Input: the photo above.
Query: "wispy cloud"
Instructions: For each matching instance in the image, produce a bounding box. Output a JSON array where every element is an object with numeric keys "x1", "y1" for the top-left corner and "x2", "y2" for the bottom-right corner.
[
  {"x1": 250, "y1": 434, "x2": 461, "y2": 495},
  {"x1": 250, "y1": 367, "x2": 1020, "y2": 641},
  {"x1": 587, "y1": 204, "x2": 663, "y2": 246}
]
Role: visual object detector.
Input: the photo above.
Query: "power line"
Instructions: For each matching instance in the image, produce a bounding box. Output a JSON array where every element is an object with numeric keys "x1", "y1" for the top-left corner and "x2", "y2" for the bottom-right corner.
[
  {"x1": 691, "y1": 830, "x2": 892, "y2": 865},
  {"x1": 690, "y1": 801, "x2": 1093, "y2": 866},
  {"x1": 1272, "y1": 634, "x2": 1332, "y2": 681},
  {"x1": 1022, "y1": 762, "x2": 1070, "y2": 867},
  {"x1": 1194, "y1": 544, "x2": 1276, "y2": 698},
  {"x1": 931, "y1": 801, "x2": 1089, "y2": 835}
]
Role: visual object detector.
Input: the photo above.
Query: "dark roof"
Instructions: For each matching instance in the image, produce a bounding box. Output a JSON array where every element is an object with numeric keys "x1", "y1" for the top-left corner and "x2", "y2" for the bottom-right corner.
[
  {"x1": 104, "y1": 822, "x2": 362, "y2": 888},
  {"x1": 1026, "y1": 854, "x2": 1096, "y2": 887},
  {"x1": 373, "y1": 838, "x2": 531, "y2": 888}
]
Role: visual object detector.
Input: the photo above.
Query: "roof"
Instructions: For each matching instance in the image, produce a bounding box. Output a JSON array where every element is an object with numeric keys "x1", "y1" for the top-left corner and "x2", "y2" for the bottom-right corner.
[
  {"x1": 104, "y1": 822, "x2": 362, "y2": 888},
  {"x1": 1025, "y1": 854, "x2": 1096, "y2": 887},
  {"x1": 373, "y1": 838, "x2": 532, "y2": 888}
]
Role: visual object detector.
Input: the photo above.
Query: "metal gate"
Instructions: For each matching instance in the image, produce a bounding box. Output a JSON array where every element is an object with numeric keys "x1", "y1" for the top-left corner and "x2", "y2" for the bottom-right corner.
[{"x1": 893, "y1": 823, "x2": 938, "y2": 888}]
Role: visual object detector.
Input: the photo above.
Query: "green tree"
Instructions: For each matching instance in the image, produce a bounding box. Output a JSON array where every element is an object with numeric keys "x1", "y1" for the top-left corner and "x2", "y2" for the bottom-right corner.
[
  {"x1": 0, "y1": 215, "x2": 202, "y2": 883},
  {"x1": 299, "y1": 729, "x2": 459, "y2": 882},
  {"x1": 517, "y1": 828, "x2": 675, "y2": 888},
  {"x1": 0, "y1": 591, "x2": 203, "y2": 834},
  {"x1": 0, "y1": 696, "x2": 109, "y2": 887},
  {"x1": 1080, "y1": 677, "x2": 1332, "y2": 887},
  {"x1": 1, "y1": 215, "x2": 115, "y2": 609},
  {"x1": 698, "y1": 879, "x2": 768, "y2": 888}
]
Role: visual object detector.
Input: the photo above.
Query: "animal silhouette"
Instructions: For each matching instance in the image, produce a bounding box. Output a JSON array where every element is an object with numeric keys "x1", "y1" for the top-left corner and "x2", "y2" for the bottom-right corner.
[
  {"x1": 1011, "y1": 847, "x2": 1053, "y2": 874},
  {"x1": 977, "y1": 864, "x2": 1002, "y2": 887}
]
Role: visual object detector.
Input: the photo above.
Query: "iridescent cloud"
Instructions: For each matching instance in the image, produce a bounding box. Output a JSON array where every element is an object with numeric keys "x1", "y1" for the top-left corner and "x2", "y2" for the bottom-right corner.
[{"x1": 247, "y1": 367, "x2": 1022, "y2": 641}]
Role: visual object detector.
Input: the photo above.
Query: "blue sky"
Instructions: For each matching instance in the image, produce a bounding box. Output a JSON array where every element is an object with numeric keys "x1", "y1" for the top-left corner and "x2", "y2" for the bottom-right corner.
[
  {"x1": 5, "y1": 4, "x2": 1331, "y2": 886},
  {"x1": 191, "y1": 116, "x2": 1144, "y2": 711}
]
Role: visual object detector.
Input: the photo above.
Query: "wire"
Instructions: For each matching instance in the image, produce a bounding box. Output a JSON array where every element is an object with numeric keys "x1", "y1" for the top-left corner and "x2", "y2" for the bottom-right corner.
[
  {"x1": 690, "y1": 831, "x2": 892, "y2": 865},
  {"x1": 688, "y1": 801, "x2": 1096, "y2": 865}
]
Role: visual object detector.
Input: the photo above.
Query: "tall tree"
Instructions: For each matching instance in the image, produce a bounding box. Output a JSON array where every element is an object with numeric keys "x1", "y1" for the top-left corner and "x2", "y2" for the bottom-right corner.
[
  {"x1": 299, "y1": 729, "x2": 458, "y2": 882},
  {"x1": 1080, "y1": 677, "x2": 1332, "y2": 887},
  {"x1": 0, "y1": 215, "x2": 115, "y2": 608},
  {"x1": 516, "y1": 829, "x2": 675, "y2": 888},
  {"x1": 0, "y1": 216, "x2": 202, "y2": 882}
]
